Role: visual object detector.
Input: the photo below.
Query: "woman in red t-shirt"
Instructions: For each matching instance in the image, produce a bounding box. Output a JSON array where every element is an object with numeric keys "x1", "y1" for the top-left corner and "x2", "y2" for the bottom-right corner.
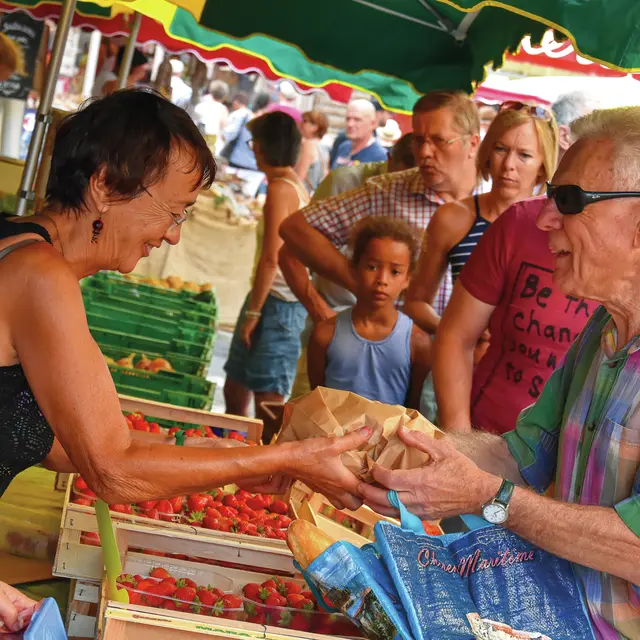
[{"x1": 432, "y1": 198, "x2": 595, "y2": 434}]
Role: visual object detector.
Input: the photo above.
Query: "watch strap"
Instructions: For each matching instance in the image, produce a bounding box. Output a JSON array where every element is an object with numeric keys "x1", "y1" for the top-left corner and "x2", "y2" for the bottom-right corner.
[{"x1": 495, "y1": 478, "x2": 515, "y2": 506}]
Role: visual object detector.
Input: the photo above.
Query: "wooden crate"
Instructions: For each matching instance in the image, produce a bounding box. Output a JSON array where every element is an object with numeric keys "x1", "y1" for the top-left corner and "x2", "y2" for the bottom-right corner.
[
  {"x1": 97, "y1": 530, "x2": 354, "y2": 640},
  {"x1": 66, "y1": 579, "x2": 100, "y2": 639},
  {"x1": 118, "y1": 394, "x2": 263, "y2": 443}
]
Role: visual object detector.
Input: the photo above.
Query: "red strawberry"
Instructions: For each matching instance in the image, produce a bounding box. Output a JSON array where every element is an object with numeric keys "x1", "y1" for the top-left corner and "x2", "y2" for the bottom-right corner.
[
  {"x1": 235, "y1": 490, "x2": 253, "y2": 501},
  {"x1": 196, "y1": 588, "x2": 217, "y2": 613},
  {"x1": 202, "y1": 516, "x2": 220, "y2": 530},
  {"x1": 217, "y1": 506, "x2": 238, "y2": 519},
  {"x1": 73, "y1": 477, "x2": 89, "y2": 491},
  {"x1": 290, "y1": 613, "x2": 312, "y2": 631},
  {"x1": 149, "y1": 568, "x2": 171, "y2": 579},
  {"x1": 163, "y1": 599, "x2": 178, "y2": 611},
  {"x1": 110, "y1": 504, "x2": 133, "y2": 514},
  {"x1": 155, "y1": 500, "x2": 174, "y2": 522},
  {"x1": 129, "y1": 591, "x2": 143, "y2": 605},
  {"x1": 174, "y1": 586, "x2": 196, "y2": 611},
  {"x1": 227, "y1": 432, "x2": 245, "y2": 441},
  {"x1": 153, "y1": 581, "x2": 178, "y2": 597},
  {"x1": 274, "y1": 528, "x2": 287, "y2": 540},
  {"x1": 175, "y1": 578, "x2": 197, "y2": 589},
  {"x1": 242, "y1": 583, "x2": 263, "y2": 602},
  {"x1": 205, "y1": 507, "x2": 222, "y2": 519},
  {"x1": 261, "y1": 525, "x2": 276, "y2": 539},
  {"x1": 276, "y1": 515, "x2": 292, "y2": 529},
  {"x1": 262, "y1": 494, "x2": 274, "y2": 507},
  {"x1": 137, "y1": 500, "x2": 157, "y2": 511},
  {"x1": 144, "y1": 508, "x2": 160, "y2": 520},
  {"x1": 187, "y1": 494, "x2": 210, "y2": 513},
  {"x1": 184, "y1": 428, "x2": 196, "y2": 437},
  {"x1": 332, "y1": 619, "x2": 357, "y2": 634},
  {"x1": 269, "y1": 500, "x2": 288, "y2": 515},
  {"x1": 286, "y1": 594, "x2": 305, "y2": 607},
  {"x1": 136, "y1": 578, "x2": 156, "y2": 592},
  {"x1": 216, "y1": 518, "x2": 234, "y2": 532},
  {"x1": 169, "y1": 496, "x2": 184, "y2": 513},
  {"x1": 301, "y1": 591, "x2": 314, "y2": 600},
  {"x1": 280, "y1": 581, "x2": 302, "y2": 596},
  {"x1": 168, "y1": 427, "x2": 180, "y2": 436},
  {"x1": 246, "y1": 496, "x2": 267, "y2": 511},
  {"x1": 261, "y1": 579, "x2": 279, "y2": 591},
  {"x1": 247, "y1": 612, "x2": 267, "y2": 625},
  {"x1": 222, "y1": 494, "x2": 239, "y2": 509},
  {"x1": 238, "y1": 505, "x2": 257, "y2": 519},
  {"x1": 148, "y1": 422, "x2": 161, "y2": 433},
  {"x1": 73, "y1": 498, "x2": 92, "y2": 506},
  {"x1": 117, "y1": 573, "x2": 138, "y2": 587},
  {"x1": 264, "y1": 593, "x2": 287, "y2": 608},
  {"x1": 221, "y1": 594, "x2": 242, "y2": 609}
]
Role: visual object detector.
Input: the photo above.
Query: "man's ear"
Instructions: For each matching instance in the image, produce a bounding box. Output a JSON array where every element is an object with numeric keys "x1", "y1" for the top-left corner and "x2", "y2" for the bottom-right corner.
[
  {"x1": 467, "y1": 134, "x2": 481, "y2": 159},
  {"x1": 557, "y1": 125, "x2": 572, "y2": 154}
]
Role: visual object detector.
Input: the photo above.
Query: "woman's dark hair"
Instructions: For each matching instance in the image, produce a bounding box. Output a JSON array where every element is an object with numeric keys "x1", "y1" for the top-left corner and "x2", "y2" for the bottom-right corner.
[
  {"x1": 248, "y1": 112, "x2": 301, "y2": 168},
  {"x1": 115, "y1": 46, "x2": 148, "y2": 73},
  {"x1": 350, "y1": 216, "x2": 419, "y2": 272},
  {"x1": 252, "y1": 92, "x2": 271, "y2": 112},
  {"x1": 46, "y1": 88, "x2": 216, "y2": 212}
]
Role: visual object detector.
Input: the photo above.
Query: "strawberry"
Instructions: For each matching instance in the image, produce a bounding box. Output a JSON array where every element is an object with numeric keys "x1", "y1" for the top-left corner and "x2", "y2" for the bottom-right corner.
[
  {"x1": 221, "y1": 594, "x2": 242, "y2": 609},
  {"x1": 332, "y1": 619, "x2": 357, "y2": 634},
  {"x1": 301, "y1": 590, "x2": 314, "y2": 600},
  {"x1": 168, "y1": 427, "x2": 181, "y2": 436},
  {"x1": 217, "y1": 506, "x2": 238, "y2": 519},
  {"x1": 187, "y1": 494, "x2": 210, "y2": 513},
  {"x1": 290, "y1": 613, "x2": 312, "y2": 631},
  {"x1": 227, "y1": 432, "x2": 245, "y2": 441},
  {"x1": 222, "y1": 494, "x2": 239, "y2": 509},
  {"x1": 276, "y1": 515, "x2": 292, "y2": 529},
  {"x1": 246, "y1": 496, "x2": 267, "y2": 511},
  {"x1": 280, "y1": 581, "x2": 302, "y2": 596},
  {"x1": 186, "y1": 511, "x2": 204, "y2": 526},
  {"x1": 153, "y1": 581, "x2": 178, "y2": 597},
  {"x1": 247, "y1": 612, "x2": 267, "y2": 625},
  {"x1": 184, "y1": 428, "x2": 196, "y2": 437},
  {"x1": 110, "y1": 504, "x2": 133, "y2": 515},
  {"x1": 117, "y1": 573, "x2": 138, "y2": 587},
  {"x1": 261, "y1": 525, "x2": 276, "y2": 539},
  {"x1": 269, "y1": 500, "x2": 288, "y2": 515},
  {"x1": 125, "y1": 416, "x2": 134, "y2": 430},
  {"x1": 202, "y1": 516, "x2": 220, "y2": 530},
  {"x1": 144, "y1": 508, "x2": 160, "y2": 520},
  {"x1": 274, "y1": 528, "x2": 287, "y2": 540},
  {"x1": 150, "y1": 567, "x2": 172, "y2": 580},
  {"x1": 238, "y1": 505, "x2": 257, "y2": 519},
  {"x1": 261, "y1": 578, "x2": 279, "y2": 591},
  {"x1": 217, "y1": 518, "x2": 234, "y2": 532},
  {"x1": 169, "y1": 496, "x2": 184, "y2": 513},
  {"x1": 137, "y1": 500, "x2": 157, "y2": 510},
  {"x1": 163, "y1": 599, "x2": 178, "y2": 611},
  {"x1": 155, "y1": 500, "x2": 174, "y2": 522},
  {"x1": 242, "y1": 583, "x2": 263, "y2": 602},
  {"x1": 148, "y1": 422, "x2": 161, "y2": 433},
  {"x1": 73, "y1": 477, "x2": 89, "y2": 491},
  {"x1": 136, "y1": 578, "x2": 156, "y2": 592},
  {"x1": 196, "y1": 588, "x2": 217, "y2": 613},
  {"x1": 129, "y1": 591, "x2": 143, "y2": 605},
  {"x1": 205, "y1": 507, "x2": 222, "y2": 519},
  {"x1": 174, "y1": 586, "x2": 197, "y2": 611},
  {"x1": 73, "y1": 498, "x2": 92, "y2": 506},
  {"x1": 293, "y1": 598, "x2": 315, "y2": 611},
  {"x1": 235, "y1": 490, "x2": 253, "y2": 501},
  {"x1": 175, "y1": 578, "x2": 197, "y2": 589},
  {"x1": 202, "y1": 425, "x2": 214, "y2": 437},
  {"x1": 264, "y1": 593, "x2": 287, "y2": 609},
  {"x1": 262, "y1": 494, "x2": 274, "y2": 507}
]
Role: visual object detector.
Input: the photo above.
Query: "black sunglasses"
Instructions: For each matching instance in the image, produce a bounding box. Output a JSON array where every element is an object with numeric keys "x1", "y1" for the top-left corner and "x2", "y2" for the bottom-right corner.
[{"x1": 546, "y1": 183, "x2": 640, "y2": 215}]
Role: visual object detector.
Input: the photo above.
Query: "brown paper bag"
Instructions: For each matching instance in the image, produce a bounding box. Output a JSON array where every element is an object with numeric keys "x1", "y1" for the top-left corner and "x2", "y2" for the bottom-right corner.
[{"x1": 278, "y1": 387, "x2": 443, "y2": 482}]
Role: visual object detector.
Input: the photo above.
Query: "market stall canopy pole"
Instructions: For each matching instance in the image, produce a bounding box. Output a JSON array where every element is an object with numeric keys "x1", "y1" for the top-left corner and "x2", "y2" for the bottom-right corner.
[
  {"x1": 16, "y1": 0, "x2": 78, "y2": 216},
  {"x1": 117, "y1": 11, "x2": 142, "y2": 89}
]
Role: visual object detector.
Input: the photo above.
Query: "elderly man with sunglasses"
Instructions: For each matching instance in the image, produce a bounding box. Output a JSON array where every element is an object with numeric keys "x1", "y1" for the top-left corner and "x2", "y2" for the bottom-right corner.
[{"x1": 360, "y1": 107, "x2": 640, "y2": 639}]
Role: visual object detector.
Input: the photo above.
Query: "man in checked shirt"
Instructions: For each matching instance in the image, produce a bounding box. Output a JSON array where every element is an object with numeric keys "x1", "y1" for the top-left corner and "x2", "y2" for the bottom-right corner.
[{"x1": 279, "y1": 90, "x2": 482, "y2": 329}]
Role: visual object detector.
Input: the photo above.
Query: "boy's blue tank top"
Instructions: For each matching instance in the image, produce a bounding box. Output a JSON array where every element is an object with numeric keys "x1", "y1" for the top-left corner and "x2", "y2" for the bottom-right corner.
[{"x1": 325, "y1": 309, "x2": 413, "y2": 406}]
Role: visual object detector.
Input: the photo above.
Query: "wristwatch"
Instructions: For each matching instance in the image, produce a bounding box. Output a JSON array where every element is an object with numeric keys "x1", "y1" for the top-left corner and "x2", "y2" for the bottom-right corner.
[{"x1": 481, "y1": 479, "x2": 514, "y2": 524}]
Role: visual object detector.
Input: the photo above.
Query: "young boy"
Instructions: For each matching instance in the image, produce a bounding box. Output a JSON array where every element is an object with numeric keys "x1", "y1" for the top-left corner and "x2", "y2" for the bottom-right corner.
[{"x1": 307, "y1": 217, "x2": 431, "y2": 409}]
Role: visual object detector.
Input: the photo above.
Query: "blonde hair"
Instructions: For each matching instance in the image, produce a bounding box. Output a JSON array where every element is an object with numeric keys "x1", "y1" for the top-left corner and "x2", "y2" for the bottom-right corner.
[
  {"x1": 571, "y1": 107, "x2": 640, "y2": 189},
  {"x1": 413, "y1": 91, "x2": 480, "y2": 137},
  {"x1": 0, "y1": 33, "x2": 24, "y2": 76},
  {"x1": 477, "y1": 108, "x2": 558, "y2": 184}
]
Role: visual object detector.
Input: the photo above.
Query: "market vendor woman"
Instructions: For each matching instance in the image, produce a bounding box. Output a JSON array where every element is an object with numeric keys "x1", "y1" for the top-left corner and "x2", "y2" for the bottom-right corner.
[{"x1": 0, "y1": 91, "x2": 370, "y2": 515}]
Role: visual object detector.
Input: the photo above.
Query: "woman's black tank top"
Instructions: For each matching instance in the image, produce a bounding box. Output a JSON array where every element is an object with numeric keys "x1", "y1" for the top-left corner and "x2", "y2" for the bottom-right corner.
[{"x1": 0, "y1": 216, "x2": 55, "y2": 497}]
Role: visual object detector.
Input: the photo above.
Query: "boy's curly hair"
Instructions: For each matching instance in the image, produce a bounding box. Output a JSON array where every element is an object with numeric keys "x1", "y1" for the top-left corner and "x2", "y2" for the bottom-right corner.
[{"x1": 350, "y1": 216, "x2": 420, "y2": 272}]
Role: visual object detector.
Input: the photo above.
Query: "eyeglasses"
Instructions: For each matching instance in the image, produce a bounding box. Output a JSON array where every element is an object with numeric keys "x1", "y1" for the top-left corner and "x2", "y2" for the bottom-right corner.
[
  {"x1": 546, "y1": 182, "x2": 640, "y2": 214},
  {"x1": 142, "y1": 186, "x2": 190, "y2": 226},
  {"x1": 500, "y1": 101, "x2": 552, "y2": 121},
  {"x1": 247, "y1": 139, "x2": 254, "y2": 150},
  {"x1": 412, "y1": 134, "x2": 466, "y2": 151}
]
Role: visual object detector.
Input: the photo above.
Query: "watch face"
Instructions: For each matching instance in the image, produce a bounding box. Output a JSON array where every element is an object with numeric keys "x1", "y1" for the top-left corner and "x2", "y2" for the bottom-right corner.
[{"x1": 482, "y1": 502, "x2": 508, "y2": 524}]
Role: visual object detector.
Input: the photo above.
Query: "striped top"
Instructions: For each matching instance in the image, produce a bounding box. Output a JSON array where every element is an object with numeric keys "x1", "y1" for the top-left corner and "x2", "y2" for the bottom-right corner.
[{"x1": 447, "y1": 195, "x2": 490, "y2": 281}]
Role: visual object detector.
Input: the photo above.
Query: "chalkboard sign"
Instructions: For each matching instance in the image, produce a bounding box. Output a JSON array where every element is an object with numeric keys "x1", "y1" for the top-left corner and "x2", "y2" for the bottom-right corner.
[{"x1": 0, "y1": 12, "x2": 44, "y2": 101}]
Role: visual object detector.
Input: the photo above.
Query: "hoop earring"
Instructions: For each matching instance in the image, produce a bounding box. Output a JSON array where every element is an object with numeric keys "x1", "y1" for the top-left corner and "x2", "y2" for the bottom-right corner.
[{"x1": 91, "y1": 211, "x2": 104, "y2": 244}]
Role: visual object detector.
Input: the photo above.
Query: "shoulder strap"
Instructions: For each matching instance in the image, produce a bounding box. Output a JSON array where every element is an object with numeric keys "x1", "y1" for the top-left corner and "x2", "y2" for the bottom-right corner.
[
  {"x1": 272, "y1": 177, "x2": 310, "y2": 207},
  {"x1": 0, "y1": 239, "x2": 42, "y2": 261},
  {"x1": 474, "y1": 194, "x2": 481, "y2": 218}
]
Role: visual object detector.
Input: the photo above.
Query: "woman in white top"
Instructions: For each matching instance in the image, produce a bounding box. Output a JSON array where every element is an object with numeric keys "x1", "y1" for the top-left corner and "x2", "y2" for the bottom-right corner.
[
  {"x1": 296, "y1": 110, "x2": 329, "y2": 194},
  {"x1": 224, "y1": 112, "x2": 309, "y2": 438}
]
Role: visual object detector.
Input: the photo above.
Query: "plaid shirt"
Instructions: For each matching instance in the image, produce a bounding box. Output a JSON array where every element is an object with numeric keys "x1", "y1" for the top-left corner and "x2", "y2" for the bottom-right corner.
[
  {"x1": 505, "y1": 306, "x2": 640, "y2": 639},
  {"x1": 302, "y1": 167, "x2": 453, "y2": 316}
]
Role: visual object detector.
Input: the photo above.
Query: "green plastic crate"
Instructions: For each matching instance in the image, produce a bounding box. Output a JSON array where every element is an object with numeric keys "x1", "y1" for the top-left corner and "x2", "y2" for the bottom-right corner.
[
  {"x1": 90, "y1": 327, "x2": 214, "y2": 361},
  {"x1": 114, "y1": 383, "x2": 214, "y2": 410},
  {"x1": 98, "y1": 343, "x2": 209, "y2": 377},
  {"x1": 108, "y1": 364, "x2": 213, "y2": 397},
  {"x1": 87, "y1": 311, "x2": 215, "y2": 349}
]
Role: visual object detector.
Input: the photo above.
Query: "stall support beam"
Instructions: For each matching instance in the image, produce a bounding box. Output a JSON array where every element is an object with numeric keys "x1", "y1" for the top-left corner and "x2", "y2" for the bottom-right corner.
[
  {"x1": 117, "y1": 12, "x2": 142, "y2": 90},
  {"x1": 16, "y1": 0, "x2": 78, "y2": 216},
  {"x1": 82, "y1": 29, "x2": 102, "y2": 98}
]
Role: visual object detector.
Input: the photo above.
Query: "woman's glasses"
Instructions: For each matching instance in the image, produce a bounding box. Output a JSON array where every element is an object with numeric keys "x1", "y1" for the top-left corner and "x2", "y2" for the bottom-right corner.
[
  {"x1": 546, "y1": 182, "x2": 640, "y2": 214},
  {"x1": 500, "y1": 101, "x2": 552, "y2": 122}
]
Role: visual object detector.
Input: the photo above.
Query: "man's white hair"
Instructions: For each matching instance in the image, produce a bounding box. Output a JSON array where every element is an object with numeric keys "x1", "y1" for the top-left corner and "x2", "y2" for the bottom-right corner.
[{"x1": 572, "y1": 106, "x2": 640, "y2": 189}]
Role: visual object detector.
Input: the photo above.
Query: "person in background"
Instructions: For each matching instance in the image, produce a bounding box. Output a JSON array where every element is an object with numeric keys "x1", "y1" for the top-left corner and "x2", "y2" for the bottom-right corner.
[
  {"x1": 280, "y1": 134, "x2": 416, "y2": 399},
  {"x1": 361, "y1": 107, "x2": 640, "y2": 639},
  {"x1": 376, "y1": 119, "x2": 402, "y2": 148},
  {"x1": 296, "y1": 110, "x2": 329, "y2": 194},
  {"x1": 551, "y1": 91, "x2": 595, "y2": 160},
  {"x1": 251, "y1": 92, "x2": 272, "y2": 118},
  {"x1": 477, "y1": 104, "x2": 498, "y2": 138},
  {"x1": 169, "y1": 59, "x2": 192, "y2": 109},
  {"x1": 223, "y1": 112, "x2": 310, "y2": 427},
  {"x1": 308, "y1": 217, "x2": 431, "y2": 409},
  {"x1": 98, "y1": 47, "x2": 149, "y2": 97},
  {"x1": 221, "y1": 92, "x2": 256, "y2": 170},
  {"x1": 405, "y1": 102, "x2": 558, "y2": 334},
  {"x1": 266, "y1": 80, "x2": 302, "y2": 123},
  {"x1": 331, "y1": 99, "x2": 388, "y2": 169},
  {"x1": 193, "y1": 80, "x2": 229, "y2": 149}
]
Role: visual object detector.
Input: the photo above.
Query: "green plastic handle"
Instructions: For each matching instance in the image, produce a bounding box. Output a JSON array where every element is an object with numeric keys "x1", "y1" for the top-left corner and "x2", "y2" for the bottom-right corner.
[{"x1": 95, "y1": 499, "x2": 129, "y2": 603}]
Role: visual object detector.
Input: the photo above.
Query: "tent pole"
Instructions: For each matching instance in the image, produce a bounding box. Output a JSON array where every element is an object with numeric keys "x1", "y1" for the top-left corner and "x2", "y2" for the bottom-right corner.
[
  {"x1": 16, "y1": 0, "x2": 78, "y2": 216},
  {"x1": 82, "y1": 29, "x2": 102, "y2": 98},
  {"x1": 117, "y1": 12, "x2": 142, "y2": 89}
]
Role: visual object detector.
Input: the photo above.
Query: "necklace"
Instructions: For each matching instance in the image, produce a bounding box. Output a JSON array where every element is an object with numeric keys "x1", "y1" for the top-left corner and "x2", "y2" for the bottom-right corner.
[{"x1": 42, "y1": 214, "x2": 65, "y2": 257}]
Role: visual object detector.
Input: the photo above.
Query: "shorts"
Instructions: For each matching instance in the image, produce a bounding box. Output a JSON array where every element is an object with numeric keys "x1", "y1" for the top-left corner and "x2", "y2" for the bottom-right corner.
[{"x1": 224, "y1": 293, "x2": 307, "y2": 397}]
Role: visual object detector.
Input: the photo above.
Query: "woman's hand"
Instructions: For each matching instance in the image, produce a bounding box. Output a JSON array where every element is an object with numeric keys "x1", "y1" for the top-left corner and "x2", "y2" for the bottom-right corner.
[
  {"x1": 285, "y1": 427, "x2": 372, "y2": 511},
  {"x1": 357, "y1": 427, "x2": 499, "y2": 520},
  {"x1": 240, "y1": 315, "x2": 260, "y2": 349},
  {"x1": 0, "y1": 582, "x2": 40, "y2": 634}
]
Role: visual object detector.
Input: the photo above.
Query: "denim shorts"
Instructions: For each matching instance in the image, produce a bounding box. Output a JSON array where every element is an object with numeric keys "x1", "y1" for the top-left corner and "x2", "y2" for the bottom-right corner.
[{"x1": 224, "y1": 293, "x2": 307, "y2": 397}]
